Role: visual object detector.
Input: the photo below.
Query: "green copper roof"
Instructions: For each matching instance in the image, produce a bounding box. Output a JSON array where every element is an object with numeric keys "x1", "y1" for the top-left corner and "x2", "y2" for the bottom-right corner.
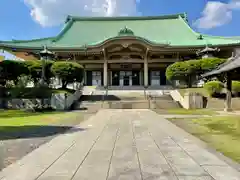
[
  {"x1": 1, "y1": 13, "x2": 240, "y2": 49},
  {"x1": 0, "y1": 37, "x2": 54, "y2": 48}
]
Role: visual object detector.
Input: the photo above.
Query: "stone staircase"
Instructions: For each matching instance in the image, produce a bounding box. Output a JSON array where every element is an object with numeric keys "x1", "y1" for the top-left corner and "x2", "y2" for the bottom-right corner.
[{"x1": 75, "y1": 87, "x2": 181, "y2": 111}]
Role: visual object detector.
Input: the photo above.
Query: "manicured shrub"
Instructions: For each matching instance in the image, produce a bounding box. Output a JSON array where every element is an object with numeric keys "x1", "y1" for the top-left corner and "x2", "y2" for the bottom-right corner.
[
  {"x1": 232, "y1": 81, "x2": 240, "y2": 97},
  {"x1": 25, "y1": 60, "x2": 54, "y2": 85},
  {"x1": 8, "y1": 87, "x2": 52, "y2": 99},
  {"x1": 51, "y1": 61, "x2": 84, "y2": 89},
  {"x1": 166, "y1": 60, "x2": 201, "y2": 88},
  {"x1": 200, "y1": 58, "x2": 226, "y2": 72},
  {"x1": 0, "y1": 60, "x2": 29, "y2": 85},
  {"x1": 166, "y1": 58, "x2": 227, "y2": 88},
  {"x1": 203, "y1": 81, "x2": 224, "y2": 97}
]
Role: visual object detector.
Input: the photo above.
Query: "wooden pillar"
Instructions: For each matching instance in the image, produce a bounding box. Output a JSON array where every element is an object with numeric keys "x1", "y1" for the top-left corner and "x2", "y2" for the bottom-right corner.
[
  {"x1": 144, "y1": 48, "x2": 149, "y2": 88},
  {"x1": 224, "y1": 72, "x2": 232, "y2": 112}
]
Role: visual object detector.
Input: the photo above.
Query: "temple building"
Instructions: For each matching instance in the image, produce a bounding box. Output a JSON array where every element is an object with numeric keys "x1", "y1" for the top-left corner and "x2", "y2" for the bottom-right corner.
[{"x1": 1, "y1": 13, "x2": 240, "y2": 88}]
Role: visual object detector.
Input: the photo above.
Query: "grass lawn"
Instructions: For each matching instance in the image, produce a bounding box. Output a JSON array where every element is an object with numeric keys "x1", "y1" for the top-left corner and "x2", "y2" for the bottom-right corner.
[
  {"x1": 0, "y1": 110, "x2": 75, "y2": 126},
  {"x1": 154, "y1": 108, "x2": 217, "y2": 115},
  {"x1": 168, "y1": 115, "x2": 240, "y2": 163},
  {"x1": 0, "y1": 110, "x2": 83, "y2": 138}
]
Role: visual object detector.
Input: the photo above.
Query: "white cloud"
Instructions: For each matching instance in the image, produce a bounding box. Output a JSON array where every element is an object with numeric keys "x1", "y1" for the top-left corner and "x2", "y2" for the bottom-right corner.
[
  {"x1": 195, "y1": 0, "x2": 240, "y2": 29},
  {"x1": 24, "y1": 0, "x2": 139, "y2": 27}
]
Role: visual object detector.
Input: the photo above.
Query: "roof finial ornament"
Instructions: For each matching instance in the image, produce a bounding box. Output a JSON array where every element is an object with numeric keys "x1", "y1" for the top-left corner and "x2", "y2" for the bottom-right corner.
[
  {"x1": 118, "y1": 26, "x2": 134, "y2": 36},
  {"x1": 197, "y1": 34, "x2": 203, "y2": 40}
]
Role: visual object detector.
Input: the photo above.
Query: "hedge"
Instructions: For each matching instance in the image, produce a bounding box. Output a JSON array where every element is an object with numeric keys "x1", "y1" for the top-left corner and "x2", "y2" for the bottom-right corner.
[
  {"x1": 232, "y1": 81, "x2": 240, "y2": 96},
  {"x1": 166, "y1": 58, "x2": 227, "y2": 88},
  {"x1": 203, "y1": 81, "x2": 224, "y2": 96},
  {"x1": 204, "y1": 80, "x2": 240, "y2": 97}
]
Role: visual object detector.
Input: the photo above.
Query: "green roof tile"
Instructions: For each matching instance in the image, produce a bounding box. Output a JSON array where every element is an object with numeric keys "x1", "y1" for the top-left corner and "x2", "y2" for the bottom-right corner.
[
  {"x1": 0, "y1": 37, "x2": 54, "y2": 48},
  {"x1": 1, "y1": 13, "x2": 240, "y2": 49}
]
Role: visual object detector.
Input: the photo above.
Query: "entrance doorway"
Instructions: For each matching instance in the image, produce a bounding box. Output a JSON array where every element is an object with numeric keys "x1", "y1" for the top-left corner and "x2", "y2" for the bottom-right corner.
[
  {"x1": 132, "y1": 70, "x2": 140, "y2": 86},
  {"x1": 123, "y1": 75, "x2": 130, "y2": 86},
  {"x1": 112, "y1": 71, "x2": 120, "y2": 86},
  {"x1": 120, "y1": 71, "x2": 132, "y2": 86},
  {"x1": 150, "y1": 71, "x2": 160, "y2": 86}
]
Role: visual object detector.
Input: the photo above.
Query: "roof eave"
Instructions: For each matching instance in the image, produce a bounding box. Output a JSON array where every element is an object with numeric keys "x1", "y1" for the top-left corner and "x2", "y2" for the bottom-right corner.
[{"x1": 1, "y1": 40, "x2": 240, "y2": 51}]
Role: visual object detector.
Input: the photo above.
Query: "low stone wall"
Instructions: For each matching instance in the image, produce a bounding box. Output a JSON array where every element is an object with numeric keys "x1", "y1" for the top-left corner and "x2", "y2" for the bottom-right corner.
[
  {"x1": 170, "y1": 90, "x2": 203, "y2": 109},
  {"x1": 51, "y1": 90, "x2": 82, "y2": 110},
  {"x1": 6, "y1": 90, "x2": 82, "y2": 110},
  {"x1": 51, "y1": 93, "x2": 66, "y2": 110},
  {"x1": 170, "y1": 90, "x2": 188, "y2": 109},
  {"x1": 7, "y1": 99, "x2": 50, "y2": 109}
]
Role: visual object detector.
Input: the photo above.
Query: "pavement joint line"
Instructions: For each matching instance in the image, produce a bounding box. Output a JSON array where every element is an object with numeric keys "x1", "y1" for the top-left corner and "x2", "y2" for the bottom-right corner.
[
  {"x1": 70, "y1": 118, "x2": 112, "y2": 180},
  {"x1": 148, "y1": 114, "x2": 210, "y2": 171},
  {"x1": 0, "y1": 130, "x2": 81, "y2": 180},
  {"x1": 165, "y1": 130, "x2": 213, "y2": 178},
  {"x1": 105, "y1": 127, "x2": 120, "y2": 180},
  {"x1": 34, "y1": 140, "x2": 77, "y2": 180},
  {"x1": 131, "y1": 118, "x2": 144, "y2": 180},
  {"x1": 146, "y1": 122, "x2": 179, "y2": 178}
]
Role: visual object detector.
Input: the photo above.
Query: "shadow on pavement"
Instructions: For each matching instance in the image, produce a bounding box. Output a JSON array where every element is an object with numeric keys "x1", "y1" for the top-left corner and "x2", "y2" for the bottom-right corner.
[{"x1": 0, "y1": 125, "x2": 86, "y2": 140}]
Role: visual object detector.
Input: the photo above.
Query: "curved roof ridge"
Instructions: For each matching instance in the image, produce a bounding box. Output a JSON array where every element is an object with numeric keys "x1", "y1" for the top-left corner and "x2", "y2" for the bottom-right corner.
[
  {"x1": 66, "y1": 13, "x2": 187, "y2": 22},
  {"x1": 201, "y1": 33, "x2": 240, "y2": 40},
  {"x1": 54, "y1": 18, "x2": 74, "y2": 42},
  {"x1": 86, "y1": 35, "x2": 170, "y2": 47},
  {"x1": 0, "y1": 37, "x2": 55, "y2": 43},
  {"x1": 178, "y1": 15, "x2": 199, "y2": 37}
]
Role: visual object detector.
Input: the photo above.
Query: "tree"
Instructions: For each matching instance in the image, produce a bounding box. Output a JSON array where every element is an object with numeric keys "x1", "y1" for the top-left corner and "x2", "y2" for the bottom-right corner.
[
  {"x1": 51, "y1": 61, "x2": 84, "y2": 89},
  {"x1": 200, "y1": 58, "x2": 227, "y2": 82},
  {"x1": 200, "y1": 58, "x2": 226, "y2": 73},
  {"x1": 166, "y1": 58, "x2": 227, "y2": 88},
  {"x1": 166, "y1": 60, "x2": 201, "y2": 87},
  {"x1": 0, "y1": 60, "x2": 28, "y2": 85},
  {"x1": 25, "y1": 60, "x2": 54, "y2": 85}
]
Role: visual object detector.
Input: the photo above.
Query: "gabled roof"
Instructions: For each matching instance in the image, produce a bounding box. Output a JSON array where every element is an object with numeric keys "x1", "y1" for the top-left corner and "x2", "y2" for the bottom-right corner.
[{"x1": 1, "y1": 13, "x2": 240, "y2": 49}]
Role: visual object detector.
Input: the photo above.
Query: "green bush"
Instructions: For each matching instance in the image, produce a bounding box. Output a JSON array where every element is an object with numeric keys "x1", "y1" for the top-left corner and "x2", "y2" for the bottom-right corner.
[
  {"x1": 0, "y1": 60, "x2": 29, "y2": 85},
  {"x1": 51, "y1": 61, "x2": 84, "y2": 89},
  {"x1": 200, "y1": 58, "x2": 226, "y2": 72},
  {"x1": 25, "y1": 60, "x2": 54, "y2": 85},
  {"x1": 232, "y1": 81, "x2": 240, "y2": 96},
  {"x1": 166, "y1": 60, "x2": 201, "y2": 87},
  {"x1": 204, "y1": 81, "x2": 224, "y2": 96},
  {"x1": 7, "y1": 87, "x2": 53, "y2": 99}
]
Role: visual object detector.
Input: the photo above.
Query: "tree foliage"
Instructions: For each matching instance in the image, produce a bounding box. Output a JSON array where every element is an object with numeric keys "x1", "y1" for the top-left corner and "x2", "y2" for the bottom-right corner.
[
  {"x1": 25, "y1": 60, "x2": 54, "y2": 85},
  {"x1": 166, "y1": 60, "x2": 201, "y2": 87},
  {"x1": 51, "y1": 61, "x2": 83, "y2": 89},
  {"x1": 203, "y1": 80, "x2": 224, "y2": 96},
  {"x1": 0, "y1": 60, "x2": 28, "y2": 85},
  {"x1": 199, "y1": 58, "x2": 226, "y2": 73},
  {"x1": 166, "y1": 58, "x2": 227, "y2": 87}
]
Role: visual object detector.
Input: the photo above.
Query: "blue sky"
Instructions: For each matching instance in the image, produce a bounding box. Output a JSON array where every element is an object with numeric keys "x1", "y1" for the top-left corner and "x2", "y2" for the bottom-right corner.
[{"x1": 0, "y1": 0, "x2": 240, "y2": 42}]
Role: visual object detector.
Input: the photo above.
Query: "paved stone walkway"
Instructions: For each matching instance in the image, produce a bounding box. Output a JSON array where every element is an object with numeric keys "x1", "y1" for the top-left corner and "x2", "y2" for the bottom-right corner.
[{"x1": 0, "y1": 109, "x2": 240, "y2": 180}]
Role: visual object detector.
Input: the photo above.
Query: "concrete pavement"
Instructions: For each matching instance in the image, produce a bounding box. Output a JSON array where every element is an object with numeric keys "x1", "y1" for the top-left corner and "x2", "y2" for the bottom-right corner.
[{"x1": 0, "y1": 109, "x2": 239, "y2": 180}]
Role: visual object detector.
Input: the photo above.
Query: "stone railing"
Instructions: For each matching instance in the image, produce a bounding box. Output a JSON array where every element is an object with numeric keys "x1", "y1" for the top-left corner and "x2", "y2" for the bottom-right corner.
[
  {"x1": 170, "y1": 90, "x2": 188, "y2": 109},
  {"x1": 170, "y1": 90, "x2": 203, "y2": 109},
  {"x1": 65, "y1": 89, "x2": 82, "y2": 109},
  {"x1": 51, "y1": 89, "x2": 82, "y2": 110}
]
